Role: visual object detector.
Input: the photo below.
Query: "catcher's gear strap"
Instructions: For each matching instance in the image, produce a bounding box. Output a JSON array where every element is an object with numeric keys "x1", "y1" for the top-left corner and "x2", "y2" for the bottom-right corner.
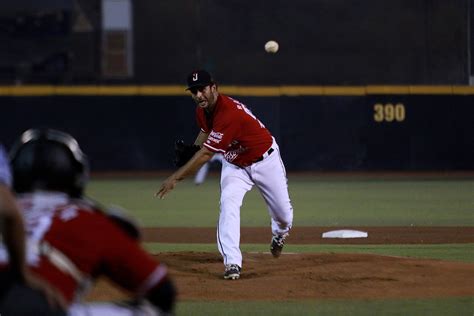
[{"x1": 36, "y1": 241, "x2": 88, "y2": 284}]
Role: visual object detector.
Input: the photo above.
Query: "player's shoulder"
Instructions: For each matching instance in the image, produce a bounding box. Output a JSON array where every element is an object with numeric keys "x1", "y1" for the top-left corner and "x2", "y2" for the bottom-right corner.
[
  {"x1": 218, "y1": 95, "x2": 244, "y2": 113},
  {"x1": 62, "y1": 198, "x2": 114, "y2": 222},
  {"x1": 15, "y1": 193, "x2": 102, "y2": 228},
  {"x1": 54, "y1": 199, "x2": 130, "y2": 236},
  {"x1": 52, "y1": 197, "x2": 104, "y2": 221},
  {"x1": 220, "y1": 94, "x2": 240, "y2": 105},
  {"x1": 222, "y1": 94, "x2": 249, "y2": 110}
]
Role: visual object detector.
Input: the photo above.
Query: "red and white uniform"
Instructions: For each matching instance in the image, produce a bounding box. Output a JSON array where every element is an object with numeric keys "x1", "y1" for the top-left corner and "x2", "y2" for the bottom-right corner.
[
  {"x1": 0, "y1": 192, "x2": 168, "y2": 315},
  {"x1": 197, "y1": 94, "x2": 293, "y2": 268},
  {"x1": 197, "y1": 95, "x2": 273, "y2": 167}
]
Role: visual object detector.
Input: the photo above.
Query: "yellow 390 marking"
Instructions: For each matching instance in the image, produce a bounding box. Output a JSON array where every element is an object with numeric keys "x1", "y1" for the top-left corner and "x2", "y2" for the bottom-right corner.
[{"x1": 374, "y1": 103, "x2": 406, "y2": 122}]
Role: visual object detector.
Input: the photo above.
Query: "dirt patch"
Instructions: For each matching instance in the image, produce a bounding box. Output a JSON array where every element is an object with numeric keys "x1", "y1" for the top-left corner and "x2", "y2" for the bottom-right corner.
[
  {"x1": 86, "y1": 226, "x2": 474, "y2": 301},
  {"x1": 141, "y1": 226, "x2": 474, "y2": 244}
]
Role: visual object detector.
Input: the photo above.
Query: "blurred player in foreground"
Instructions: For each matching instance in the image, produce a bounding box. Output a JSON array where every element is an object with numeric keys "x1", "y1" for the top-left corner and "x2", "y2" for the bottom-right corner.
[
  {"x1": 156, "y1": 70, "x2": 294, "y2": 280},
  {"x1": 0, "y1": 129, "x2": 176, "y2": 315},
  {"x1": 1, "y1": 143, "x2": 67, "y2": 315}
]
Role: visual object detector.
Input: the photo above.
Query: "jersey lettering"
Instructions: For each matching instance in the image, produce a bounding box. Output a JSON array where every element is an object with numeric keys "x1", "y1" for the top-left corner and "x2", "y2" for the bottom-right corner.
[
  {"x1": 230, "y1": 98, "x2": 265, "y2": 128},
  {"x1": 208, "y1": 131, "x2": 224, "y2": 144}
]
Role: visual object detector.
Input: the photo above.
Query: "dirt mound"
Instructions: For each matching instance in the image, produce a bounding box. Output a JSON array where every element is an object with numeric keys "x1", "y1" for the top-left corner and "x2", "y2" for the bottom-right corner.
[{"x1": 87, "y1": 251, "x2": 474, "y2": 301}]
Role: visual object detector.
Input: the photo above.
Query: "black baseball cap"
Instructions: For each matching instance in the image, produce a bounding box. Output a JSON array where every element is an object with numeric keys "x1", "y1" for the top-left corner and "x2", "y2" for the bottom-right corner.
[{"x1": 186, "y1": 70, "x2": 213, "y2": 90}]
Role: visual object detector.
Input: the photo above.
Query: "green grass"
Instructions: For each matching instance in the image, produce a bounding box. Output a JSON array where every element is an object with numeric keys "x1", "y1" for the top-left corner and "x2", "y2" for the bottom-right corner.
[
  {"x1": 85, "y1": 175, "x2": 474, "y2": 315},
  {"x1": 144, "y1": 243, "x2": 474, "y2": 263},
  {"x1": 86, "y1": 175, "x2": 474, "y2": 227},
  {"x1": 176, "y1": 298, "x2": 474, "y2": 316},
  {"x1": 290, "y1": 178, "x2": 474, "y2": 226}
]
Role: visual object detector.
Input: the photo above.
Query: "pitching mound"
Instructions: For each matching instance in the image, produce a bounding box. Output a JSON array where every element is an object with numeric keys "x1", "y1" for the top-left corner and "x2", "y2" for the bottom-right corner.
[{"x1": 87, "y1": 251, "x2": 474, "y2": 301}]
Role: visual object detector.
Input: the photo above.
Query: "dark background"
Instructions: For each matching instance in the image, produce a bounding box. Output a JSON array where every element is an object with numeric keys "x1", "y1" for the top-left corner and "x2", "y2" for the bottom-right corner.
[
  {"x1": 1, "y1": 94, "x2": 473, "y2": 171},
  {"x1": 0, "y1": 0, "x2": 471, "y2": 85},
  {"x1": 0, "y1": 0, "x2": 473, "y2": 172},
  {"x1": 133, "y1": 0, "x2": 469, "y2": 85}
]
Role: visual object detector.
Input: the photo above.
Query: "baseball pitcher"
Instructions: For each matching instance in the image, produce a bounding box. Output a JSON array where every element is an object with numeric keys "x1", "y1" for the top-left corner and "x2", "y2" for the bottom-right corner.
[{"x1": 156, "y1": 70, "x2": 294, "y2": 280}]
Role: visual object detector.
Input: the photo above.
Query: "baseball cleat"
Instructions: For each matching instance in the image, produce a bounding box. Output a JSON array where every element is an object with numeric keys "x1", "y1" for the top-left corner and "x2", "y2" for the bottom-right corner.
[
  {"x1": 270, "y1": 233, "x2": 289, "y2": 258},
  {"x1": 224, "y1": 264, "x2": 241, "y2": 280}
]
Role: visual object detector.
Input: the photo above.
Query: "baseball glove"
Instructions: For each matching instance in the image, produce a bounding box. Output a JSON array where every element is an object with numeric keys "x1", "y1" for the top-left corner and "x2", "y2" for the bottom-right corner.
[{"x1": 174, "y1": 140, "x2": 200, "y2": 167}]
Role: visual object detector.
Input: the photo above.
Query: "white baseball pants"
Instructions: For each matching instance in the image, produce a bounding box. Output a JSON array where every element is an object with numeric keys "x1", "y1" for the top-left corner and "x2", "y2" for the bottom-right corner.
[{"x1": 217, "y1": 140, "x2": 293, "y2": 268}]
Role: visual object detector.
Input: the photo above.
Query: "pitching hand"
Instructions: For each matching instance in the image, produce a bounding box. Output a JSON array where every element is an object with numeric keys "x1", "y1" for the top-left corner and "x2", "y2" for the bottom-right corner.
[{"x1": 155, "y1": 176, "x2": 178, "y2": 199}]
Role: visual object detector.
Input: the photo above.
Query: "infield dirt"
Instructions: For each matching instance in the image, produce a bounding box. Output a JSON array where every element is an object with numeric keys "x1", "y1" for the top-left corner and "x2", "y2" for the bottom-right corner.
[{"x1": 87, "y1": 226, "x2": 474, "y2": 301}]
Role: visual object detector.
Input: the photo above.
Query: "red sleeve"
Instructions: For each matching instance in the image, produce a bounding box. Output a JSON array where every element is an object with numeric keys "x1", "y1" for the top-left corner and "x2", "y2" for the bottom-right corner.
[
  {"x1": 203, "y1": 101, "x2": 241, "y2": 153},
  {"x1": 97, "y1": 217, "x2": 167, "y2": 293},
  {"x1": 204, "y1": 113, "x2": 237, "y2": 151},
  {"x1": 47, "y1": 210, "x2": 167, "y2": 295}
]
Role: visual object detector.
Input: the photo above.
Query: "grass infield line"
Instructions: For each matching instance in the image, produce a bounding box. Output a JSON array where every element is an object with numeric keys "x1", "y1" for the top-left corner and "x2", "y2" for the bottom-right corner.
[{"x1": 143, "y1": 243, "x2": 474, "y2": 263}]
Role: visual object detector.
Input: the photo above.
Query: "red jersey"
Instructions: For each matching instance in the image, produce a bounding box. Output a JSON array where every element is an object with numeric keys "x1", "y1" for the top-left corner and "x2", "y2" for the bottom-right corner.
[
  {"x1": 196, "y1": 94, "x2": 273, "y2": 167},
  {"x1": 0, "y1": 192, "x2": 167, "y2": 303}
]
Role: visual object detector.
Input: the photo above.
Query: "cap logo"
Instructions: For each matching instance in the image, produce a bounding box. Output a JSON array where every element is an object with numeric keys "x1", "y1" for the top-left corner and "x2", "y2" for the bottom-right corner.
[{"x1": 192, "y1": 73, "x2": 198, "y2": 81}]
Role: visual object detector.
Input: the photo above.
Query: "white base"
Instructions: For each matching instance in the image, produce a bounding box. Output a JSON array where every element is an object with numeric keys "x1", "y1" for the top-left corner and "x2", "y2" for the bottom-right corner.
[{"x1": 322, "y1": 229, "x2": 368, "y2": 239}]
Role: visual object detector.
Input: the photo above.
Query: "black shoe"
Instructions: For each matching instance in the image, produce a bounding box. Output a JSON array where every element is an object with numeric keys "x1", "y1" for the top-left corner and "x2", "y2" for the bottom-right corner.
[
  {"x1": 270, "y1": 233, "x2": 288, "y2": 258},
  {"x1": 224, "y1": 264, "x2": 241, "y2": 280}
]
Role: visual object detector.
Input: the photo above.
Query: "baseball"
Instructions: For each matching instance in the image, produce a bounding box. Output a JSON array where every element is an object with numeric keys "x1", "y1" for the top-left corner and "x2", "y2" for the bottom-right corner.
[{"x1": 264, "y1": 40, "x2": 279, "y2": 53}]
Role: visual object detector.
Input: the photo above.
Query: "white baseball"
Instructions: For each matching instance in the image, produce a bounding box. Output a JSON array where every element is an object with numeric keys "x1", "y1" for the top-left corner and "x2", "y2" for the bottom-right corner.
[{"x1": 264, "y1": 40, "x2": 279, "y2": 53}]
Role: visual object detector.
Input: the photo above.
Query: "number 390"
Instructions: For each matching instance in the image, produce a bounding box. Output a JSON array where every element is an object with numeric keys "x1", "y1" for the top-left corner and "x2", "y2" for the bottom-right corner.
[{"x1": 373, "y1": 103, "x2": 406, "y2": 122}]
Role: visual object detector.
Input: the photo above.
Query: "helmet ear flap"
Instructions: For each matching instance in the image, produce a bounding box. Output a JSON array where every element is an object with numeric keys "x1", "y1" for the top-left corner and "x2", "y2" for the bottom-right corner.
[{"x1": 10, "y1": 129, "x2": 89, "y2": 197}]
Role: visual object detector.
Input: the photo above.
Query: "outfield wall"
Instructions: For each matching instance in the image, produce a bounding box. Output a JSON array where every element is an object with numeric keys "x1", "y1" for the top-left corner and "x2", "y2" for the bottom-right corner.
[{"x1": 1, "y1": 86, "x2": 473, "y2": 171}]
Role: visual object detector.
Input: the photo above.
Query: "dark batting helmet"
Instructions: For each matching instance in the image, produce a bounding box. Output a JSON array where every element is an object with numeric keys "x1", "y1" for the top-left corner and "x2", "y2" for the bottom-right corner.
[{"x1": 9, "y1": 128, "x2": 89, "y2": 197}]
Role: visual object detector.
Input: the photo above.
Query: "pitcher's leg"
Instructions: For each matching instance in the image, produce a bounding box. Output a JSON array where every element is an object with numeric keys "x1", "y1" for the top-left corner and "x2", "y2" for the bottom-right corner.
[
  {"x1": 253, "y1": 148, "x2": 293, "y2": 235},
  {"x1": 217, "y1": 161, "x2": 253, "y2": 268}
]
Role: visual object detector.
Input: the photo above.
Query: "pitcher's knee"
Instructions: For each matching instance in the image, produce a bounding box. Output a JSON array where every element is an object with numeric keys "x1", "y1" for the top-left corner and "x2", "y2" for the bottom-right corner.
[
  {"x1": 220, "y1": 193, "x2": 244, "y2": 208},
  {"x1": 274, "y1": 208, "x2": 293, "y2": 228}
]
